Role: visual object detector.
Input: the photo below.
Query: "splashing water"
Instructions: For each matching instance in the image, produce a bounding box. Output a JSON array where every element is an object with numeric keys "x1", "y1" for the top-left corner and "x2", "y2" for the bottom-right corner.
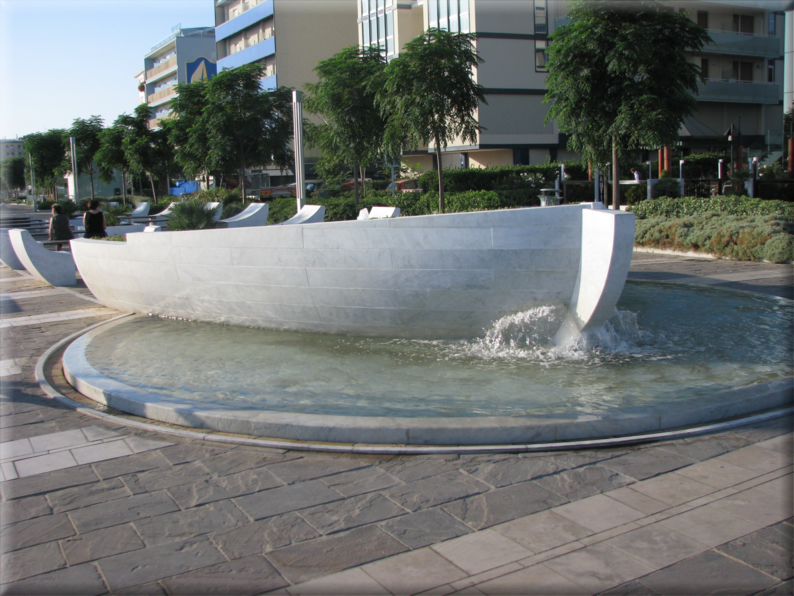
[{"x1": 447, "y1": 304, "x2": 657, "y2": 367}]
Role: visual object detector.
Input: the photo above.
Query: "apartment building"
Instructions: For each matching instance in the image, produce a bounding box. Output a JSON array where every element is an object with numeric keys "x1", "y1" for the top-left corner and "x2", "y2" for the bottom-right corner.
[
  {"x1": 214, "y1": 0, "x2": 358, "y2": 91},
  {"x1": 361, "y1": 0, "x2": 790, "y2": 170},
  {"x1": 0, "y1": 139, "x2": 25, "y2": 161},
  {"x1": 214, "y1": 0, "x2": 358, "y2": 182},
  {"x1": 141, "y1": 27, "x2": 217, "y2": 129}
]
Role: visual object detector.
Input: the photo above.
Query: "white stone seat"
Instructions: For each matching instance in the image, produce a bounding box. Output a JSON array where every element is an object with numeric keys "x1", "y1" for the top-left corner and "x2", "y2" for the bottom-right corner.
[
  {"x1": 149, "y1": 202, "x2": 178, "y2": 224},
  {"x1": 7, "y1": 229, "x2": 76, "y2": 286},
  {"x1": 280, "y1": 205, "x2": 325, "y2": 225},
  {"x1": 205, "y1": 202, "x2": 224, "y2": 222},
  {"x1": 120, "y1": 202, "x2": 150, "y2": 224},
  {"x1": 0, "y1": 229, "x2": 26, "y2": 270},
  {"x1": 368, "y1": 206, "x2": 401, "y2": 219},
  {"x1": 357, "y1": 208, "x2": 370, "y2": 221},
  {"x1": 220, "y1": 203, "x2": 269, "y2": 228}
]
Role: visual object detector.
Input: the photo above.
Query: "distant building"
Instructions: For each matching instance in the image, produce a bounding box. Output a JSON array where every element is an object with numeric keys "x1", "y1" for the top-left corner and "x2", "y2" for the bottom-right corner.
[
  {"x1": 214, "y1": 0, "x2": 358, "y2": 183},
  {"x1": 141, "y1": 27, "x2": 217, "y2": 129},
  {"x1": 0, "y1": 139, "x2": 25, "y2": 161},
  {"x1": 362, "y1": 0, "x2": 789, "y2": 170},
  {"x1": 214, "y1": 0, "x2": 358, "y2": 91}
]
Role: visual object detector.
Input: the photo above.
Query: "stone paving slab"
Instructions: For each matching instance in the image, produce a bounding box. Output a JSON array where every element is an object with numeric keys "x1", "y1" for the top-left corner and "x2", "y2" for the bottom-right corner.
[{"x1": 0, "y1": 256, "x2": 792, "y2": 595}]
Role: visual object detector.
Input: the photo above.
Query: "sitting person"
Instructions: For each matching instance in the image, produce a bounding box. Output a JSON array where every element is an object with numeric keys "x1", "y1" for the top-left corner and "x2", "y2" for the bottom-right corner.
[
  {"x1": 83, "y1": 199, "x2": 107, "y2": 239},
  {"x1": 48, "y1": 203, "x2": 74, "y2": 251}
]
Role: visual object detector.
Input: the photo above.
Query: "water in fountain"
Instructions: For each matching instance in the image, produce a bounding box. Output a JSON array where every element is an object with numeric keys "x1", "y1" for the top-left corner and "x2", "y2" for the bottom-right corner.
[{"x1": 82, "y1": 282, "x2": 792, "y2": 419}]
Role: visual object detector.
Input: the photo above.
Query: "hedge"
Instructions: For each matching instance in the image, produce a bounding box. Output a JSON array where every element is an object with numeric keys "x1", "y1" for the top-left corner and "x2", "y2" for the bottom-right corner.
[
  {"x1": 635, "y1": 213, "x2": 793, "y2": 263},
  {"x1": 628, "y1": 196, "x2": 794, "y2": 219}
]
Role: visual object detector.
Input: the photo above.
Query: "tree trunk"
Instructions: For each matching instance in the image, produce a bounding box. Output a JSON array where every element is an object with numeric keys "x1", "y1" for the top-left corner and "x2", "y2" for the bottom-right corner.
[
  {"x1": 121, "y1": 171, "x2": 127, "y2": 205},
  {"x1": 353, "y1": 166, "x2": 359, "y2": 207},
  {"x1": 240, "y1": 157, "x2": 246, "y2": 205},
  {"x1": 89, "y1": 169, "x2": 95, "y2": 200},
  {"x1": 148, "y1": 173, "x2": 157, "y2": 203},
  {"x1": 612, "y1": 138, "x2": 620, "y2": 210},
  {"x1": 360, "y1": 164, "x2": 366, "y2": 199},
  {"x1": 436, "y1": 142, "x2": 445, "y2": 214}
]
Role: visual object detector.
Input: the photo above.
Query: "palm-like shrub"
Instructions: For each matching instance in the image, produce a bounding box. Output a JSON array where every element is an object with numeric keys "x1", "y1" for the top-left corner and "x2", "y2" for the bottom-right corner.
[
  {"x1": 166, "y1": 199, "x2": 220, "y2": 231},
  {"x1": 103, "y1": 204, "x2": 131, "y2": 227}
]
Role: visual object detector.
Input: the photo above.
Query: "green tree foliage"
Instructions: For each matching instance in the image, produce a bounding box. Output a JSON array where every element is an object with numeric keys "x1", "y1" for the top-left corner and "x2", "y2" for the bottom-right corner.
[
  {"x1": 201, "y1": 64, "x2": 294, "y2": 200},
  {"x1": 117, "y1": 105, "x2": 169, "y2": 201},
  {"x1": 544, "y1": 0, "x2": 711, "y2": 208},
  {"x1": 305, "y1": 46, "x2": 388, "y2": 206},
  {"x1": 167, "y1": 80, "x2": 212, "y2": 183},
  {"x1": 95, "y1": 123, "x2": 131, "y2": 204},
  {"x1": 23, "y1": 130, "x2": 67, "y2": 199},
  {"x1": 0, "y1": 157, "x2": 26, "y2": 193},
  {"x1": 376, "y1": 29, "x2": 486, "y2": 213},
  {"x1": 67, "y1": 116, "x2": 104, "y2": 200}
]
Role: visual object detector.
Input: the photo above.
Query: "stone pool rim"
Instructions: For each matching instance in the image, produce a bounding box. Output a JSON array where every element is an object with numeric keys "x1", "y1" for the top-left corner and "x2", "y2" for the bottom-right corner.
[{"x1": 58, "y1": 281, "x2": 794, "y2": 448}]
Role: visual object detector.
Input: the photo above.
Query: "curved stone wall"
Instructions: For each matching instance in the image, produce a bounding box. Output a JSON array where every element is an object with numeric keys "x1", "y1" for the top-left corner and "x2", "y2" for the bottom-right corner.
[{"x1": 70, "y1": 204, "x2": 635, "y2": 339}]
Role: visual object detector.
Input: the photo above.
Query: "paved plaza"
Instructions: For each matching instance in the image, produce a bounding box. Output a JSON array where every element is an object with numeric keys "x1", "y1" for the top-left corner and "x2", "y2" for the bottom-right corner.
[{"x1": 0, "y1": 223, "x2": 792, "y2": 594}]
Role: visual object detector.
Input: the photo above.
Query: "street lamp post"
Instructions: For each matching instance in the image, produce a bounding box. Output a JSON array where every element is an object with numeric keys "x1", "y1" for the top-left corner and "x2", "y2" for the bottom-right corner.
[{"x1": 292, "y1": 90, "x2": 306, "y2": 212}]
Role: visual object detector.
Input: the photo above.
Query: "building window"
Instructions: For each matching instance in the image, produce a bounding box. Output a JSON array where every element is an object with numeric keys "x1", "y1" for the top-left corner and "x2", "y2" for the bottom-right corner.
[
  {"x1": 429, "y1": 0, "x2": 438, "y2": 27},
  {"x1": 768, "y1": 13, "x2": 776, "y2": 36},
  {"x1": 733, "y1": 60, "x2": 753, "y2": 81},
  {"x1": 535, "y1": 40, "x2": 548, "y2": 72},
  {"x1": 768, "y1": 59, "x2": 775, "y2": 83},
  {"x1": 701, "y1": 58, "x2": 709, "y2": 79},
  {"x1": 514, "y1": 149, "x2": 530, "y2": 165},
  {"x1": 362, "y1": 20, "x2": 370, "y2": 46},
  {"x1": 460, "y1": 0, "x2": 470, "y2": 32},
  {"x1": 732, "y1": 14, "x2": 753, "y2": 35},
  {"x1": 534, "y1": 0, "x2": 547, "y2": 34},
  {"x1": 697, "y1": 10, "x2": 708, "y2": 29},
  {"x1": 449, "y1": 0, "x2": 459, "y2": 33},
  {"x1": 386, "y1": 11, "x2": 394, "y2": 56},
  {"x1": 439, "y1": 0, "x2": 448, "y2": 30}
]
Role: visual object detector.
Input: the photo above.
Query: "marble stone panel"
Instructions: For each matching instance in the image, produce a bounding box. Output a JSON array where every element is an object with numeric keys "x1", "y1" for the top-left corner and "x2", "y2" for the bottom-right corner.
[
  {"x1": 491, "y1": 225, "x2": 582, "y2": 250},
  {"x1": 303, "y1": 226, "x2": 494, "y2": 251}
]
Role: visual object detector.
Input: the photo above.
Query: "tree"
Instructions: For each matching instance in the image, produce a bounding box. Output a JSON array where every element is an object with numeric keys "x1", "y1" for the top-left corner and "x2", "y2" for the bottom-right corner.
[
  {"x1": 0, "y1": 157, "x2": 26, "y2": 194},
  {"x1": 118, "y1": 105, "x2": 162, "y2": 201},
  {"x1": 376, "y1": 28, "x2": 485, "y2": 213},
  {"x1": 67, "y1": 116, "x2": 104, "y2": 199},
  {"x1": 167, "y1": 79, "x2": 212, "y2": 186},
  {"x1": 95, "y1": 123, "x2": 131, "y2": 204},
  {"x1": 544, "y1": 0, "x2": 710, "y2": 208},
  {"x1": 305, "y1": 46, "x2": 388, "y2": 206},
  {"x1": 23, "y1": 129, "x2": 67, "y2": 199},
  {"x1": 201, "y1": 63, "x2": 294, "y2": 201}
]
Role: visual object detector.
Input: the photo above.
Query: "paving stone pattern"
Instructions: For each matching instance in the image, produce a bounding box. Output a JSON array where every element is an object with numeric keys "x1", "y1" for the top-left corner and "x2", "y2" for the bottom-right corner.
[{"x1": 0, "y1": 251, "x2": 792, "y2": 594}]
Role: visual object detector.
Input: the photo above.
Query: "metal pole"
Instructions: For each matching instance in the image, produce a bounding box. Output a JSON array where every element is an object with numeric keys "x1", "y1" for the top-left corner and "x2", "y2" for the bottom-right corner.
[
  {"x1": 69, "y1": 136, "x2": 79, "y2": 203},
  {"x1": 646, "y1": 161, "x2": 652, "y2": 200},
  {"x1": 28, "y1": 154, "x2": 36, "y2": 197},
  {"x1": 292, "y1": 90, "x2": 306, "y2": 212}
]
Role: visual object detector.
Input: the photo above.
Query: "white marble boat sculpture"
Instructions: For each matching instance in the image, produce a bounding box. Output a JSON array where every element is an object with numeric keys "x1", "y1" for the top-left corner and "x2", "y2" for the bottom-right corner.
[{"x1": 69, "y1": 203, "x2": 635, "y2": 339}]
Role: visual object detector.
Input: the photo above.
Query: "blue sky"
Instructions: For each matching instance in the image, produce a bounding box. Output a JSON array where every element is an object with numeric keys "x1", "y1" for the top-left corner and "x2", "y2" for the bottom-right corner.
[{"x1": 0, "y1": 0, "x2": 215, "y2": 139}]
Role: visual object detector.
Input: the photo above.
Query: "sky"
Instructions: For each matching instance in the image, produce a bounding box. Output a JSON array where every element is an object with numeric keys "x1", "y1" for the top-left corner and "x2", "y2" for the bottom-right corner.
[{"x1": 0, "y1": 0, "x2": 215, "y2": 140}]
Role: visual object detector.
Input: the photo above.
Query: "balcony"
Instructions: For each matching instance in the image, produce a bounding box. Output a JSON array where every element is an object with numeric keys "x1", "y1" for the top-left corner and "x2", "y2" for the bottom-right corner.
[
  {"x1": 697, "y1": 79, "x2": 781, "y2": 104},
  {"x1": 147, "y1": 86, "x2": 177, "y2": 106},
  {"x1": 218, "y1": 36, "x2": 276, "y2": 72},
  {"x1": 146, "y1": 57, "x2": 177, "y2": 82},
  {"x1": 260, "y1": 74, "x2": 277, "y2": 91},
  {"x1": 701, "y1": 30, "x2": 782, "y2": 58},
  {"x1": 216, "y1": 0, "x2": 274, "y2": 42}
]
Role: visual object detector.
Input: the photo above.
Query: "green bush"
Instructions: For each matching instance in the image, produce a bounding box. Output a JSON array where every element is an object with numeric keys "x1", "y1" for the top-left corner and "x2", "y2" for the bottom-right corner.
[
  {"x1": 103, "y1": 204, "x2": 132, "y2": 227},
  {"x1": 629, "y1": 196, "x2": 794, "y2": 220},
  {"x1": 681, "y1": 152, "x2": 728, "y2": 179},
  {"x1": 222, "y1": 201, "x2": 246, "y2": 219},
  {"x1": 193, "y1": 188, "x2": 242, "y2": 206},
  {"x1": 166, "y1": 199, "x2": 220, "y2": 231},
  {"x1": 651, "y1": 178, "x2": 682, "y2": 199},
  {"x1": 37, "y1": 200, "x2": 55, "y2": 210},
  {"x1": 623, "y1": 184, "x2": 647, "y2": 206},
  {"x1": 266, "y1": 198, "x2": 299, "y2": 224},
  {"x1": 635, "y1": 213, "x2": 793, "y2": 263},
  {"x1": 757, "y1": 180, "x2": 794, "y2": 202},
  {"x1": 149, "y1": 200, "x2": 175, "y2": 215},
  {"x1": 99, "y1": 235, "x2": 127, "y2": 242}
]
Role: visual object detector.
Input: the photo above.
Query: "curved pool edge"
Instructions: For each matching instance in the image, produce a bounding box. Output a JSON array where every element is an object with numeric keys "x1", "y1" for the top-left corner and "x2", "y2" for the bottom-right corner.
[
  {"x1": 59, "y1": 315, "x2": 794, "y2": 447},
  {"x1": 33, "y1": 321, "x2": 792, "y2": 454}
]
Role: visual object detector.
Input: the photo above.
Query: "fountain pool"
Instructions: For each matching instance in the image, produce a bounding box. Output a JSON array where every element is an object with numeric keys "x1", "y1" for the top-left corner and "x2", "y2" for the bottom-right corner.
[{"x1": 63, "y1": 281, "x2": 793, "y2": 447}]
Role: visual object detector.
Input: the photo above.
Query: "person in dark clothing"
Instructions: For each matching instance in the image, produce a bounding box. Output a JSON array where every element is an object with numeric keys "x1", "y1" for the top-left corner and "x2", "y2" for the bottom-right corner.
[
  {"x1": 83, "y1": 199, "x2": 107, "y2": 239},
  {"x1": 48, "y1": 203, "x2": 74, "y2": 251}
]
